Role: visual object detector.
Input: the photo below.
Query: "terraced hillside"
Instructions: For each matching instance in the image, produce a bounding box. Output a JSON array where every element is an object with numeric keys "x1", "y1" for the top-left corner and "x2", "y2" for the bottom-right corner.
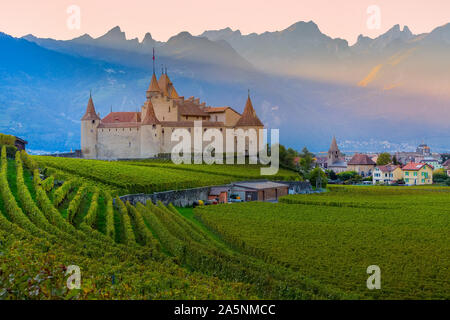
[
  {"x1": 1, "y1": 148, "x2": 342, "y2": 300},
  {"x1": 33, "y1": 156, "x2": 299, "y2": 196}
]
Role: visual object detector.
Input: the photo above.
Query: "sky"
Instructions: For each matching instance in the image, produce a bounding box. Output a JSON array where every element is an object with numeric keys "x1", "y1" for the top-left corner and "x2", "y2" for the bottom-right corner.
[{"x1": 0, "y1": 0, "x2": 449, "y2": 44}]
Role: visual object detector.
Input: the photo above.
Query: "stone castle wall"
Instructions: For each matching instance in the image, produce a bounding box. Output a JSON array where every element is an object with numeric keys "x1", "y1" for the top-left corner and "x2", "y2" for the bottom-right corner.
[{"x1": 97, "y1": 126, "x2": 141, "y2": 159}]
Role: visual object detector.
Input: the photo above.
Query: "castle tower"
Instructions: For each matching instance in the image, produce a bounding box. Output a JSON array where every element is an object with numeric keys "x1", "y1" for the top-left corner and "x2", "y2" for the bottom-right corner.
[
  {"x1": 140, "y1": 100, "x2": 161, "y2": 158},
  {"x1": 146, "y1": 73, "x2": 161, "y2": 100},
  {"x1": 328, "y1": 136, "x2": 342, "y2": 165},
  {"x1": 235, "y1": 93, "x2": 264, "y2": 156},
  {"x1": 81, "y1": 94, "x2": 101, "y2": 159}
]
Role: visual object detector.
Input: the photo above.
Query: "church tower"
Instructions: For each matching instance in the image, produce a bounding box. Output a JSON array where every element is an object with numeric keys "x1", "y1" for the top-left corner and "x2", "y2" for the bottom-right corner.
[
  {"x1": 140, "y1": 100, "x2": 161, "y2": 158},
  {"x1": 328, "y1": 136, "x2": 342, "y2": 165},
  {"x1": 81, "y1": 93, "x2": 100, "y2": 159}
]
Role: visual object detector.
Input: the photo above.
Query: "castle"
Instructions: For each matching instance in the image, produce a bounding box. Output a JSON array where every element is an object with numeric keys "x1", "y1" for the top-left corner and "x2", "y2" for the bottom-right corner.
[{"x1": 81, "y1": 70, "x2": 264, "y2": 160}]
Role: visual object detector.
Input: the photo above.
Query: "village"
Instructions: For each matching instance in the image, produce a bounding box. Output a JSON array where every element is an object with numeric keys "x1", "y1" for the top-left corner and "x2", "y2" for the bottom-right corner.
[{"x1": 313, "y1": 137, "x2": 450, "y2": 186}]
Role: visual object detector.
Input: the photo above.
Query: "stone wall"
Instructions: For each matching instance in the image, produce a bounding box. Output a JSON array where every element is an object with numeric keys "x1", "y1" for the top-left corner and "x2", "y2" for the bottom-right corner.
[
  {"x1": 97, "y1": 127, "x2": 141, "y2": 159},
  {"x1": 277, "y1": 181, "x2": 313, "y2": 194},
  {"x1": 118, "y1": 185, "x2": 232, "y2": 207},
  {"x1": 118, "y1": 180, "x2": 312, "y2": 207}
]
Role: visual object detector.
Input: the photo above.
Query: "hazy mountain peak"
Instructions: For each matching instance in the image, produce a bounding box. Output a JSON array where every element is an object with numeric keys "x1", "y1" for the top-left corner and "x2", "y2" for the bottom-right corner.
[
  {"x1": 98, "y1": 26, "x2": 126, "y2": 41},
  {"x1": 168, "y1": 31, "x2": 193, "y2": 42},
  {"x1": 284, "y1": 20, "x2": 320, "y2": 34},
  {"x1": 381, "y1": 24, "x2": 413, "y2": 39},
  {"x1": 142, "y1": 32, "x2": 153, "y2": 43}
]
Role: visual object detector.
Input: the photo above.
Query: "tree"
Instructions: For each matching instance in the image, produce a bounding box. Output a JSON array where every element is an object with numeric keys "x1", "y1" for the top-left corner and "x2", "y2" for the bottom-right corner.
[
  {"x1": 308, "y1": 167, "x2": 327, "y2": 189},
  {"x1": 337, "y1": 171, "x2": 358, "y2": 181},
  {"x1": 392, "y1": 155, "x2": 399, "y2": 165},
  {"x1": 326, "y1": 169, "x2": 337, "y2": 180},
  {"x1": 297, "y1": 147, "x2": 314, "y2": 178},
  {"x1": 377, "y1": 152, "x2": 392, "y2": 165},
  {"x1": 433, "y1": 169, "x2": 448, "y2": 183}
]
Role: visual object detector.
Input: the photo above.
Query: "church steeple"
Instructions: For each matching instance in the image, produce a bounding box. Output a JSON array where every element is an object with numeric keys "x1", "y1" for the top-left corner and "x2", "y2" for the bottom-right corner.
[
  {"x1": 328, "y1": 136, "x2": 342, "y2": 164},
  {"x1": 329, "y1": 136, "x2": 339, "y2": 152},
  {"x1": 81, "y1": 93, "x2": 100, "y2": 121}
]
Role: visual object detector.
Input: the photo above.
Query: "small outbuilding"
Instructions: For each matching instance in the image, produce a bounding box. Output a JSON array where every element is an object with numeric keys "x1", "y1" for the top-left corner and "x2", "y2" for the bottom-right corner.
[
  {"x1": 231, "y1": 181, "x2": 289, "y2": 202},
  {"x1": 14, "y1": 137, "x2": 28, "y2": 151},
  {"x1": 209, "y1": 187, "x2": 229, "y2": 203}
]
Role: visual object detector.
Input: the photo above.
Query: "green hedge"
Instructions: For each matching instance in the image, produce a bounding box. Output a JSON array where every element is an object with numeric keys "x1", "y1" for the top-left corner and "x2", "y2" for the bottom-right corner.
[
  {"x1": 0, "y1": 133, "x2": 15, "y2": 146},
  {"x1": 0, "y1": 144, "x2": 17, "y2": 158}
]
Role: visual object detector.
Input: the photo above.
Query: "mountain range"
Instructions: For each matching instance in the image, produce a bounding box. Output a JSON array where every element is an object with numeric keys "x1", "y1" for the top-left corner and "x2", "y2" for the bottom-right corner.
[{"x1": 1, "y1": 20, "x2": 449, "y2": 153}]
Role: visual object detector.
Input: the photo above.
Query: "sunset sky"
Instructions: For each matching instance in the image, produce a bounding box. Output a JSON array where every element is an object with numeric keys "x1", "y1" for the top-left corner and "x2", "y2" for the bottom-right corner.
[{"x1": 0, "y1": 0, "x2": 449, "y2": 44}]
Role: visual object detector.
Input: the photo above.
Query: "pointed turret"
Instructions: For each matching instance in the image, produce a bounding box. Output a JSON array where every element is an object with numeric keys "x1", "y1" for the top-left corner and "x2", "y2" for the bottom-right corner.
[
  {"x1": 169, "y1": 85, "x2": 180, "y2": 99},
  {"x1": 81, "y1": 93, "x2": 101, "y2": 121},
  {"x1": 147, "y1": 73, "x2": 161, "y2": 93},
  {"x1": 141, "y1": 100, "x2": 160, "y2": 125},
  {"x1": 329, "y1": 136, "x2": 339, "y2": 152},
  {"x1": 158, "y1": 73, "x2": 169, "y2": 97},
  {"x1": 235, "y1": 94, "x2": 263, "y2": 127}
]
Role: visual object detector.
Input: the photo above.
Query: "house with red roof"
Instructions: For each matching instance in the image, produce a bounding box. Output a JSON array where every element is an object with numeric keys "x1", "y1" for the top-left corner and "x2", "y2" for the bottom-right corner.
[
  {"x1": 347, "y1": 154, "x2": 376, "y2": 177},
  {"x1": 372, "y1": 165, "x2": 402, "y2": 185},
  {"x1": 401, "y1": 162, "x2": 434, "y2": 185}
]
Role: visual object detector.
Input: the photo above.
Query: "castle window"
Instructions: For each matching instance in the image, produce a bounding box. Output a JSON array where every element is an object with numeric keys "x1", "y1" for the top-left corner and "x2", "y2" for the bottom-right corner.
[
  {"x1": 169, "y1": 107, "x2": 171, "y2": 113},
  {"x1": 92, "y1": 120, "x2": 95, "y2": 124},
  {"x1": 204, "y1": 128, "x2": 207, "y2": 132},
  {"x1": 220, "y1": 128, "x2": 223, "y2": 132},
  {"x1": 152, "y1": 125, "x2": 156, "y2": 129},
  {"x1": 129, "y1": 142, "x2": 131, "y2": 148},
  {"x1": 215, "y1": 116, "x2": 218, "y2": 121},
  {"x1": 130, "y1": 128, "x2": 132, "y2": 131},
  {"x1": 185, "y1": 116, "x2": 188, "y2": 120}
]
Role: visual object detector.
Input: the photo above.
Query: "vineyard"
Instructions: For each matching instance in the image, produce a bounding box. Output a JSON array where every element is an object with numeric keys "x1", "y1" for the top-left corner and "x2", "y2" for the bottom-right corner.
[
  {"x1": 2, "y1": 150, "x2": 448, "y2": 299},
  {"x1": 196, "y1": 186, "x2": 450, "y2": 299},
  {"x1": 1, "y1": 148, "x2": 344, "y2": 300},
  {"x1": 33, "y1": 156, "x2": 299, "y2": 196}
]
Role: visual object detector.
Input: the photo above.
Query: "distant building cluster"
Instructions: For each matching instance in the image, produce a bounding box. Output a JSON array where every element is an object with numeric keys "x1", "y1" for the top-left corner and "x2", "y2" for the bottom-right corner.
[{"x1": 316, "y1": 137, "x2": 450, "y2": 186}]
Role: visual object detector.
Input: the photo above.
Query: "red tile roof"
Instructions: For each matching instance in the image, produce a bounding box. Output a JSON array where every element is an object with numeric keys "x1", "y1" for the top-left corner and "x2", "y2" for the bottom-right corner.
[
  {"x1": 443, "y1": 159, "x2": 450, "y2": 168},
  {"x1": 161, "y1": 121, "x2": 224, "y2": 127},
  {"x1": 376, "y1": 164, "x2": 400, "y2": 173},
  {"x1": 147, "y1": 73, "x2": 160, "y2": 93},
  {"x1": 81, "y1": 96, "x2": 100, "y2": 121},
  {"x1": 177, "y1": 101, "x2": 209, "y2": 117},
  {"x1": 141, "y1": 101, "x2": 160, "y2": 125},
  {"x1": 235, "y1": 96, "x2": 263, "y2": 127},
  {"x1": 102, "y1": 112, "x2": 140, "y2": 123},
  {"x1": 402, "y1": 162, "x2": 433, "y2": 171},
  {"x1": 348, "y1": 154, "x2": 376, "y2": 165}
]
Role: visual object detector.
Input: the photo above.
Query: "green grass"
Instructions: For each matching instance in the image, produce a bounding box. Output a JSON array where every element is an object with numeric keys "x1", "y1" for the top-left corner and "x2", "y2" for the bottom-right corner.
[{"x1": 196, "y1": 186, "x2": 450, "y2": 299}]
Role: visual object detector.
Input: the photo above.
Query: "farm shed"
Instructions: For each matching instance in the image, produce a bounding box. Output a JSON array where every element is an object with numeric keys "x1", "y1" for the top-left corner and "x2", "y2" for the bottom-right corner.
[
  {"x1": 231, "y1": 181, "x2": 289, "y2": 202},
  {"x1": 14, "y1": 137, "x2": 28, "y2": 151},
  {"x1": 209, "y1": 187, "x2": 229, "y2": 203}
]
